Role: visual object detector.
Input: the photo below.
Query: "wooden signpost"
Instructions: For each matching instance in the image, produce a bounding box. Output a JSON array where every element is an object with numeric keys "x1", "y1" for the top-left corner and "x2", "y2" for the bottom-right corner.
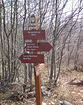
[{"x1": 19, "y1": 14, "x2": 53, "y2": 105}]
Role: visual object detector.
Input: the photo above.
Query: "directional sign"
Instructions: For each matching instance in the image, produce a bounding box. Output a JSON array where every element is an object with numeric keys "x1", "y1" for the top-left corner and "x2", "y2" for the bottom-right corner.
[
  {"x1": 26, "y1": 42, "x2": 53, "y2": 52},
  {"x1": 23, "y1": 30, "x2": 46, "y2": 40},
  {"x1": 19, "y1": 54, "x2": 44, "y2": 63}
]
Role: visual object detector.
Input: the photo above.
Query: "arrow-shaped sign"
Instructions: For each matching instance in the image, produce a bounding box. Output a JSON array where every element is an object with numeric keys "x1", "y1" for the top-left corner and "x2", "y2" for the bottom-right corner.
[
  {"x1": 19, "y1": 54, "x2": 44, "y2": 63},
  {"x1": 26, "y1": 42, "x2": 53, "y2": 52}
]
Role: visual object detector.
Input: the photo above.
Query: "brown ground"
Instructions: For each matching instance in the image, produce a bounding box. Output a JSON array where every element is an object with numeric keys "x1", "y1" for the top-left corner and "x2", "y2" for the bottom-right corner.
[
  {"x1": 0, "y1": 70, "x2": 83, "y2": 105},
  {"x1": 58, "y1": 71, "x2": 83, "y2": 105}
]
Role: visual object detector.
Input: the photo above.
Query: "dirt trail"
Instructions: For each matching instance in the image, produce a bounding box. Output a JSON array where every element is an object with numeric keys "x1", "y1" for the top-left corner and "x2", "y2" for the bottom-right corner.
[{"x1": 59, "y1": 71, "x2": 83, "y2": 105}]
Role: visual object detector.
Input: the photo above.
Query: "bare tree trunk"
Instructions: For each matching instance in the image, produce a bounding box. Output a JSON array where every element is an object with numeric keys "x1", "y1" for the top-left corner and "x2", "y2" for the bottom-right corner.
[
  {"x1": 27, "y1": 0, "x2": 33, "y2": 91},
  {"x1": 50, "y1": 0, "x2": 58, "y2": 81},
  {"x1": 7, "y1": 37, "x2": 11, "y2": 82},
  {"x1": 0, "y1": 3, "x2": 4, "y2": 81},
  {"x1": 54, "y1": 48, "x2": 63, "y2": 85},
  {"x1": 11, "y1": 0, "x2": 18, "y2": 82},
  {"x1": 28, "y1": 64, "x2": 33, "y2": 91},
  {"x1": 74, "y1": 0, "x2": 82, "y2": 71},
  {"x1": 74, "y1": 36, "x2": 80, "y2": 71},
  {"x1": 23, "y1": 0, "x2": 27, "y2": 92}
]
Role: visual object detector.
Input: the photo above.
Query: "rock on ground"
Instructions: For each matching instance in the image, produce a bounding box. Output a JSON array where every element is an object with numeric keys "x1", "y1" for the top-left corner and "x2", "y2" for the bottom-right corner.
[{"x1": 61, "y1": 101, "x2": 72, "y2": 105}]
